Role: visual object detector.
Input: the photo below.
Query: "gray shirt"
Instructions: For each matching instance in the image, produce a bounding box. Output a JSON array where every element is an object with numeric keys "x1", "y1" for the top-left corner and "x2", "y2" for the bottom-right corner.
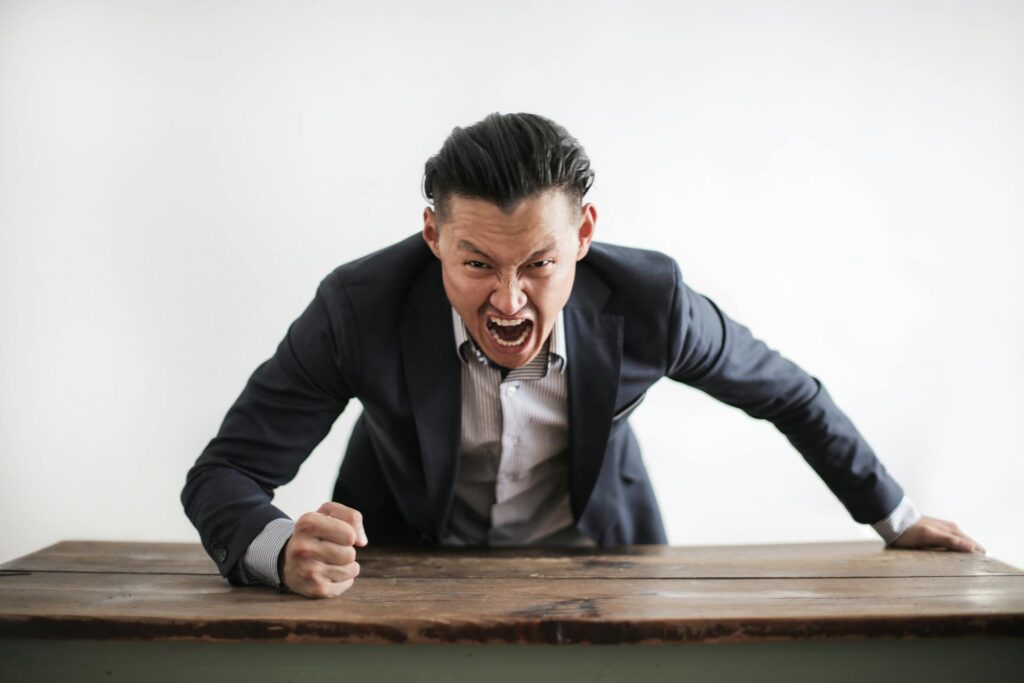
[{"x1": 440, "y1": 307, "x2": 596, "y2": 548}]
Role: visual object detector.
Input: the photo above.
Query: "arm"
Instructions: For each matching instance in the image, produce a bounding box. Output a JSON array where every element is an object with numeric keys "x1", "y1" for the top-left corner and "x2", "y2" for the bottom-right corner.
[
  {"x1": 180, "y1": 280, "x2": 360, "y2": 583},
  {"x1": 665, "y1": 262, "x2": 985, "y2": 553}
]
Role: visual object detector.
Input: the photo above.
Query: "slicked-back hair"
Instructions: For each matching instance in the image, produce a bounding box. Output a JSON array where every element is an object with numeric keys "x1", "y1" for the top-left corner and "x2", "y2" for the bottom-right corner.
[{"x1": 422, "y1": 112, "x2": 595, "y2": 224}]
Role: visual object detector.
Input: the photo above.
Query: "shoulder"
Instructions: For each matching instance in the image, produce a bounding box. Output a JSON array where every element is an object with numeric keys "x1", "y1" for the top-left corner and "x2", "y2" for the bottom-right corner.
[
  {"x1": 319, "y1": 232, "x2": 434, "y2": 292},
  {"x1": 577, "y1": 241, "x2": 680, "y2": 307},
  {"x1": 308, "y1": 232, "x2": 438, "y2": 329}
]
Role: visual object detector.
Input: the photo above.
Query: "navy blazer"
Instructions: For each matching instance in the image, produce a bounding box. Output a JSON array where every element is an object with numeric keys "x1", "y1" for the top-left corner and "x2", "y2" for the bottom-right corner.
[{"x1": 181, "y1": 234, "x2": 905, "y2": 582}]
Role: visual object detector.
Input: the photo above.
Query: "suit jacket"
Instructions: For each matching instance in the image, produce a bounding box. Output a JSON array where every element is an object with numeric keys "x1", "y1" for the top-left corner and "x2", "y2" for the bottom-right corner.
[{"x1": 181, "y1": 233, "x2": 905, "y2": 582}]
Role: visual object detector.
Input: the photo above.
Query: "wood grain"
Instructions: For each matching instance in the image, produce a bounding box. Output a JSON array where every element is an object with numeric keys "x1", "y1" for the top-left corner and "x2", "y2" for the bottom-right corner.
[
  {"x1": 2, "y1": 540, "x2": 1022, "y2": 644},
  {"x1": 3, "y1": 539, "x2": 1018, "y2": 578}
]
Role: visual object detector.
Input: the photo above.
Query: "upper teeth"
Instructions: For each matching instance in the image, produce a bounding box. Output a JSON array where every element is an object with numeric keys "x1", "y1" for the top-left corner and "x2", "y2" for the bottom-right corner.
[{"x1": 490, "y1": 317, "x2": 526, "y2": 327}]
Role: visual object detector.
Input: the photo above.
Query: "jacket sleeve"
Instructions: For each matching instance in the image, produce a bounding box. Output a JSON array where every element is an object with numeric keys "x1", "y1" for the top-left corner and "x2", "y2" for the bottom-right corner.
[
  {"x1": 181, "y1": 280, "x2": 358, "y2": 583},
  {"x1": 665, "y1": 260, "x2": 905, "y2": 525}
]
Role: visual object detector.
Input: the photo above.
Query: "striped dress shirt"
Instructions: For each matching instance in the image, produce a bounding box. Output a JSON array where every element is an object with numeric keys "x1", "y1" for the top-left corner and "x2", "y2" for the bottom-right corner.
[{"x1": 440, "y1": 307, "x2": 596, "y2": 548}]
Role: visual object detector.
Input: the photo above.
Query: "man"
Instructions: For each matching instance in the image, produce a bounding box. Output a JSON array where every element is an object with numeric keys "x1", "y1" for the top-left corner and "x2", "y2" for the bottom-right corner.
[{"x1": 181, "y1": 112, "x2": 985, "y2": 600}]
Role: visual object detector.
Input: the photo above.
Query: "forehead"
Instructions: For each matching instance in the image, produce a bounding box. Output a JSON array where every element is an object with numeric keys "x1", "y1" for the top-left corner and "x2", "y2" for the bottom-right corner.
[{"x1": 441, "y1": 190, "x2": 577, "y2": 255}]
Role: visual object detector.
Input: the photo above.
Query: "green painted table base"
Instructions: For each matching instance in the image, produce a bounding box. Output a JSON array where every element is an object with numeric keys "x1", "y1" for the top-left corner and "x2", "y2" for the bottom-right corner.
[{"x1": 3, "y1": 638, "x2": 1022, "y2": 682}]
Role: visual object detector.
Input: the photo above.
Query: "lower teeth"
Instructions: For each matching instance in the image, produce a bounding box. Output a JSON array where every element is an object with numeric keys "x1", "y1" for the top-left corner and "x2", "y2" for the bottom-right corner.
[{"x1": 490, "y1": 326, "x2": 529, "y2": 347}]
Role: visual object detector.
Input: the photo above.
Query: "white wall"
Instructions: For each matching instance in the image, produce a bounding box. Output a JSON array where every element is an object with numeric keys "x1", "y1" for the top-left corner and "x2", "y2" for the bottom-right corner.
[{"x1": 2, "y1": 0, "x2": 1021, "y2": 569}]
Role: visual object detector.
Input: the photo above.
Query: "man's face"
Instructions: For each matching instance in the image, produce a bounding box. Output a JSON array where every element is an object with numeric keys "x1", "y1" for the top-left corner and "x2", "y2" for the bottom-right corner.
[{"x1": 422, "y1": 188, "x2": 596, "y2": 369}]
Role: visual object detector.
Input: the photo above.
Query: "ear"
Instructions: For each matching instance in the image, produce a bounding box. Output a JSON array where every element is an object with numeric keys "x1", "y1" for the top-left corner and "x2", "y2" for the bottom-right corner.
[
  {"x1": 422, "y1": 206, "x2": 442, "y2": 259},
  {"x1": 574, "y1": 203, "x2": 597, "y2": 261}
]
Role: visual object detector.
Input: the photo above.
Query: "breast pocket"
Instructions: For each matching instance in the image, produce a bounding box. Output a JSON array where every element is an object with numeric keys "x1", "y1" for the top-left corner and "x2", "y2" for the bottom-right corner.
[{"x1": 611, "y1": 391, "x2": 646, "y2": 425}]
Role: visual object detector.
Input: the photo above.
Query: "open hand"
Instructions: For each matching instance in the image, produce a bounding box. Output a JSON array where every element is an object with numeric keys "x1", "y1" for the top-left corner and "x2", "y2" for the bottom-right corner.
[
  {"x1": 281, "y1": 501, "x2": 368, "y2": 598},
  {"x1": 888, "y1": 515, "x2": 986, "y2": 554}
]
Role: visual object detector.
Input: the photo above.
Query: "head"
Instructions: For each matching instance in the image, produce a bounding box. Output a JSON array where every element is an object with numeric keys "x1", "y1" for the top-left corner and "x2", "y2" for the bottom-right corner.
[{"x1": 421, "y1": 112, "x2": 597, "y2": 368}]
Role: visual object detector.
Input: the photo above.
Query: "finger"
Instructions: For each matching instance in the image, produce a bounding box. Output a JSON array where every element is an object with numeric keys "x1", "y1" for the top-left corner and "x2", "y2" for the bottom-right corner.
[
  {"x1": 310, "y1": 537, "x2": 358, "y2": 566},
  {"x1": 958, "y1": 534, "x2": 986, "y2": 554},
  {"x1": 947, "y1": 525, "x2": 985, "y2": 554},
  {"x1": 295, "y1": 512, "x2": 359, "y2": 547},
  {"x1": 304, "y1": 577, "x2": 356, "y2": 600},
  {"x1": 289, "y1": 534, "x2": 358, "y2": 567},
  {"x1": 934, "y1": 524, "x2": 986, "y2": 554},
  {"x1": 291, "y1": 556, "x2": 359, "y2": 584},
  {"x1": 312, "y1": 513, "x2": 360, "y2": 546},
  {"x1": 320, "y1": 560, "x2": 361, "y2": 583},
  {"x1": 318, "y1": 502, "x2": 369, "y2": 546},
  {"x1": 298, "y1": 562, "x2": 360, "y2": 599},
  {"x1": 937, "y1": 532, "x2": 979, "y2": 553}
]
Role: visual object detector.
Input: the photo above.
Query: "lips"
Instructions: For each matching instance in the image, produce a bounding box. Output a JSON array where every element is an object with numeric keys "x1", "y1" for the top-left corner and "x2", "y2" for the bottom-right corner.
[{"x1": 485, "y1": 316, "x2": 533, "y2": 348}]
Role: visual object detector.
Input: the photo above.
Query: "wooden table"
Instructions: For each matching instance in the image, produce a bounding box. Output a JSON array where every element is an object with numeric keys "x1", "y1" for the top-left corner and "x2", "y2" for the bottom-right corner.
[{"x1": 2, "y1": 540, "x2": 1022, "y2": 681}]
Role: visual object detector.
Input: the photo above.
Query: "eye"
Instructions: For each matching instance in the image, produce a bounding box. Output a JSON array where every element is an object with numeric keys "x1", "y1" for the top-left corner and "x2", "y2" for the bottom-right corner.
[
  {"x1": 464, "y1": 260, "x2": 491, "y2": 270},
  {"x1": 527, "y1": 259, "x2": 554, "y2": 269}
]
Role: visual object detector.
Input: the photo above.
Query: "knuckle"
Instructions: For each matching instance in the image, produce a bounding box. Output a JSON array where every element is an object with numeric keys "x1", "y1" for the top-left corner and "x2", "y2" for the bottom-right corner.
[
  {"x1": 350, "y1": 561, "x2": 361, "y2": 578},
  {"x1": 295, "y1": 515, "x2": 316, "y2": 535}
]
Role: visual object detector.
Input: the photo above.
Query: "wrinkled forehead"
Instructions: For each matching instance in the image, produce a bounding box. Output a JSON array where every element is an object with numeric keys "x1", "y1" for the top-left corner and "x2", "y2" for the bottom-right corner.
[
  {"x1": 440, "y1": 192, "x2": 578, "y2": 260},
  {"x1": 454, "y1": 234, "x2": 560, "y2": 266}
]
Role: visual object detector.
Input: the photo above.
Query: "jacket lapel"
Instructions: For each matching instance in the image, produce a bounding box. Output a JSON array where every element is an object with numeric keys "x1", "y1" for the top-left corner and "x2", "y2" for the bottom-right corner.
[
  {"x1": 564, "y1": 266, "x2": 623, "y2": 523},
  {"x1": 399, "y1": 258, "x2": 623, "y2": 541},
  {"x1": 399, "y1": 259, "x2": 462, "y2": 539}
]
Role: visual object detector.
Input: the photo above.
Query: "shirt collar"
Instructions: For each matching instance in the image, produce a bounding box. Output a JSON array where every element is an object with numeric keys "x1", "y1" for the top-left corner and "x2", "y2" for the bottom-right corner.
[{"x1": 452, "y1": 306, "x2": 567, "y2": 374}]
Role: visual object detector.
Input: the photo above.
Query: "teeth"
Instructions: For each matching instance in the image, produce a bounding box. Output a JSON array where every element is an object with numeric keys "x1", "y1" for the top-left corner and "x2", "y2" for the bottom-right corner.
[
  {"x1": 489, "y1": 316, "x2": 527, "y2": 327},
  {"x1": 488, "y1": 324, "x2": 530, "y2": 347},
  {"x1": 494, "y1": 329, "x2": 529, "y2": 346}
]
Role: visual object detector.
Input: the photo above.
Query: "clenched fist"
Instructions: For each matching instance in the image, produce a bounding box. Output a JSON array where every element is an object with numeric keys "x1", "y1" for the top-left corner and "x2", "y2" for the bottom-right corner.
[{"x1": 280, "y1": 501, "x2": 368, "y2": 599}]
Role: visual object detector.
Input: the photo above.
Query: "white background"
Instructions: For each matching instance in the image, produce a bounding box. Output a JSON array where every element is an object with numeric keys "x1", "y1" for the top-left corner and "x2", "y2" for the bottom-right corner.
[{"x1": 1, "y1": 0, "x2": 1021, "y2": 570}]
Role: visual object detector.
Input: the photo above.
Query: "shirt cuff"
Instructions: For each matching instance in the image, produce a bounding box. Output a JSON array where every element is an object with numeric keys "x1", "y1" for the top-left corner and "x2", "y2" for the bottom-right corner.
[
  {"x1": 871, "y1": 495, "x2": 922, "y2": 545},
  {"x1": 241, "y1": 517, "x2": 296, "y2": 587}
]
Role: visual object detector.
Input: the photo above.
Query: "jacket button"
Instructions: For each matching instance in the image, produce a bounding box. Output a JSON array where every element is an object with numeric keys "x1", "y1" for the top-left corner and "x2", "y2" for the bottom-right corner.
[{"x1": 210, "y1": 538, "x2": 227, "y2": 563}]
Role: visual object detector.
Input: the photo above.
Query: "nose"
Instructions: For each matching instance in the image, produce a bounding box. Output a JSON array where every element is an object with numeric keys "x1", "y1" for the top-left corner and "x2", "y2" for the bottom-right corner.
[{"x1": 489, "y1": 276, "x2": 528, "y2": 315}]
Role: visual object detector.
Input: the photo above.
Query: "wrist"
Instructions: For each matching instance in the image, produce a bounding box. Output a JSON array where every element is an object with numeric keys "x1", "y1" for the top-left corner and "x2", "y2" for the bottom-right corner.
[{"x1": 276, "y1": 544, "x2": 289, "y2": 592}]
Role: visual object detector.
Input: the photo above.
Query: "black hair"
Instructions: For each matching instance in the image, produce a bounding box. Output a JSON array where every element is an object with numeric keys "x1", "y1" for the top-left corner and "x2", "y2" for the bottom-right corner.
[{"x1": 422, "y1": 112, "x2": 595, "y2": 223}]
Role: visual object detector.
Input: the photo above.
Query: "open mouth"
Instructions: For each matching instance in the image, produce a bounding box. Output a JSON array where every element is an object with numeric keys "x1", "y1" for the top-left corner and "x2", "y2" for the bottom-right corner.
[{"x1": 485, "y1": 316, "x2": 533, "y2": 349}]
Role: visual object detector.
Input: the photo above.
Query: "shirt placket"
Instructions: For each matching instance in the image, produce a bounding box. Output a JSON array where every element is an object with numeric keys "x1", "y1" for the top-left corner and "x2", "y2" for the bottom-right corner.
[{"x1": 494, "y1": 376, "x2": 523, "y2": 508}]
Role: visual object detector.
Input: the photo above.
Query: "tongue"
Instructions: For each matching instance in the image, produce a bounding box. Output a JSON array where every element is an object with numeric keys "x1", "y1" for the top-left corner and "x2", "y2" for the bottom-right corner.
[{"x1": 491, "y1": 320, "x2": 530, "y2": 341}]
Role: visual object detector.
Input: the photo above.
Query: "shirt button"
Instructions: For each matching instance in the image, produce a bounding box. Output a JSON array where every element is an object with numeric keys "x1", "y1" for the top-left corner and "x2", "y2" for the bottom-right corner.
[{"x1": 506, "y1": 385, "x2": 518, "y2": 397}]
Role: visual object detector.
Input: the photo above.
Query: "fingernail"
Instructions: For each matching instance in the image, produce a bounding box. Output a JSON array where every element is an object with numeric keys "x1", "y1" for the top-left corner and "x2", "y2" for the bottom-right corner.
[{"x1": 359, "y1": 527, "x2": 369, "y2": 545}]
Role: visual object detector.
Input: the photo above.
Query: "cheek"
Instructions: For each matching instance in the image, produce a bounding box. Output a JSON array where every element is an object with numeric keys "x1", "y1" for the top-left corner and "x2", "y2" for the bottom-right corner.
[
  {"x1": 443, "y1": 269, "x2": 490, "y2": 306},
  {"x1": 530, "y1": 268, "x2": 574, "y2": 306}
]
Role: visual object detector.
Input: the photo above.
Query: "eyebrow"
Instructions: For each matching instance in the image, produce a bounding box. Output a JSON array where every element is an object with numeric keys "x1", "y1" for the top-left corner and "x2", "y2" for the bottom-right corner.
[{"x1": 457, "y1": 240, "x2": 556, "y2": 264}]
